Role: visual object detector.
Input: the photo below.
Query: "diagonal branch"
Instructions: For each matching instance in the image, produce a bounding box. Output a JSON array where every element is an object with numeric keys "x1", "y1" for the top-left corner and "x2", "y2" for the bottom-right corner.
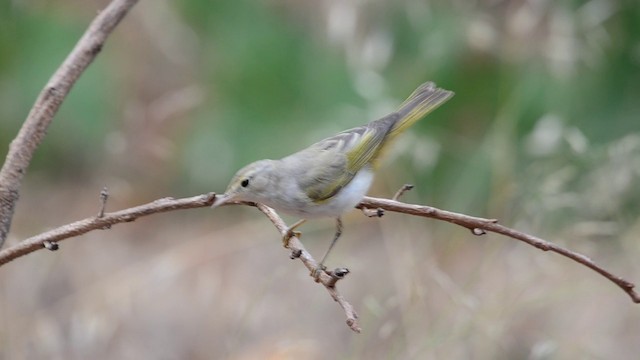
[
  {"x1": 0, "y1": 192, "x2": 637, "y2": 333},
  {"x1": 254, "y1": 203, "x2": 361, "y2": 332},
  {"x1": 0, "y1": 0, "x2": 140, "y2": 248}
]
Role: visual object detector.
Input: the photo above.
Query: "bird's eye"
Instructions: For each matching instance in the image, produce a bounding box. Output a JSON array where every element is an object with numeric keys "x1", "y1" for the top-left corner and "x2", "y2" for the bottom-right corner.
[{"x1": 240, "y1": 178, "x2": 250, "y2": 188}]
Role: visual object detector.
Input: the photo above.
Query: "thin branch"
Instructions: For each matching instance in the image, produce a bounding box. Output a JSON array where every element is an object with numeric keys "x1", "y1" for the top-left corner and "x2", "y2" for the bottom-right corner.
[
  {"x1": 357, "y1": 196, "x2": 640, "y2": 304},
  {"x1": 0, "y1": 193, "x2": 636, "y2": 333},
  {"x1": 0, "y1": 0, "x2": 139, "y2": 248},
  {"x1": 98, "y1": 186, "x2": 110, "y2": 218},
  {"x1": 254, "y1": 203, "x2": 361, "y2": 333},
  {"x1": 1, "y1": 0, "x2": 631, "y2": 337},
  {"x1": 392, "y1": 183, "x2": 414, "y2": 201},
  {"x1": 0, "y1": 193, "x2": 216, "y2": 267}
]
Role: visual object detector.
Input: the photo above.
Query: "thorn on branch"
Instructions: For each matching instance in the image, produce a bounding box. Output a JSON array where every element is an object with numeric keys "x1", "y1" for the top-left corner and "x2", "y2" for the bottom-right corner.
[
  {"x1": 98, "y1": 186, "x2": 109, "y2": 218},
  {"x1": 43, "y1": 240, "x2": 59, "y2": 251},
  {"x1": 392, "y1": 184, "x2": 414, "y2": 201},
  {"x1": 97, "y1": 186, "x2": 112, "y2": 229}
]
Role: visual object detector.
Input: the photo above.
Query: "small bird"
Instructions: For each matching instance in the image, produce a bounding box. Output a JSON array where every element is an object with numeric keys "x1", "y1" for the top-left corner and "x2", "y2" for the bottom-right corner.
[{"x1": 213, "y1": 82, "x2": 454, "y2": 278}]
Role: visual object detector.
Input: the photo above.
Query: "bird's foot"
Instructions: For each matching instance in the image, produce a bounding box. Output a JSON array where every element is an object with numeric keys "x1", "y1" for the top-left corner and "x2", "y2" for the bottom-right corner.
[
  {"x1": 282, "y1": 229, "x2": 302, "y2": 248},
  {"x1": 311, "y1": 264, "x2": 327, "y2": 282},
  {"x1": 282, "y1": 219, "x2": 306, "y2": 248}
]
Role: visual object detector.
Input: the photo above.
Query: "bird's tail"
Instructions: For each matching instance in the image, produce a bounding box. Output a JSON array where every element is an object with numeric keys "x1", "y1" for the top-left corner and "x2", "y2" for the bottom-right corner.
[{"x1": 388, "y1": 82, "x2": 454, "y2": 141}]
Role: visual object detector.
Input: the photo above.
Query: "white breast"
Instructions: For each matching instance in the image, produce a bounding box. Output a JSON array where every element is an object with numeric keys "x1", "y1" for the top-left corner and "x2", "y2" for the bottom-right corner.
[{"x1": 296, "y1": 168, "x2": 374, "y2": 218}]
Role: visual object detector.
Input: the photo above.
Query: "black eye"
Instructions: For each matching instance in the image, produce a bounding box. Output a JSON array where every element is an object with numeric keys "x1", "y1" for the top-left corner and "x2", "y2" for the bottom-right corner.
[{"x1": 241, "y1": 178, "x2": 250, "y2": 188}]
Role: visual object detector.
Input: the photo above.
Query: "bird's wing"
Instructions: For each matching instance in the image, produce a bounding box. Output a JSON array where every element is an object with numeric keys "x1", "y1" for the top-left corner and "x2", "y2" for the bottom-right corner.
[
  {"x1": 300, "y1": 115, "x2": 397, "y2": 202},
  {"x1": 295, "y1": 82, "x2": 453, "y2": 203}
]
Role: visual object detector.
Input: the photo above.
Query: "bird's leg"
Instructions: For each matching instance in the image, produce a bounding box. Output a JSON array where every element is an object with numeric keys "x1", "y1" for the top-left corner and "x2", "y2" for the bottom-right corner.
[
  {"x1": 283, "y1": 219, "x2": 306, "y2": 248},
  {"x1": 312, "y1": 217, "x2": 343, "y2": 280}
]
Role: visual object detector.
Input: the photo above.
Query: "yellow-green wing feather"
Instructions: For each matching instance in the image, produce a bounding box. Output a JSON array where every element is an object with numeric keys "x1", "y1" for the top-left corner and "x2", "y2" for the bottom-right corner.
[
  {"x1": 299, "y1": 118, "x2": 394, "y2": 202},
  {"x1": 344, "y1": 116, "x2": 396, "y2": 173},
  {"x1": 302, "y1": 82, "x2": 454, "y2": 202}
]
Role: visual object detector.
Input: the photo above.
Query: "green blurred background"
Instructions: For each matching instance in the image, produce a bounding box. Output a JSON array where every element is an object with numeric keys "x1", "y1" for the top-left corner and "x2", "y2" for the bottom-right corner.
[{"x1": 1, "y1": 0, "x2": 639, "y2": 358}]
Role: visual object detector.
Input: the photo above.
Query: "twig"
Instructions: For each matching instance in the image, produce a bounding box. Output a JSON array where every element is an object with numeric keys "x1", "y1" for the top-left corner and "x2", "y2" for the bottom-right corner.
[
  {"x1": 98, "y1": 186, "x2": 109, "y2": 218},
  {"x1": 1, "y1": 0, "x2": 631, "y2": 336},
  {"x1": 392, "y1": 184, "x2": 414, "y2": 201},
  {"x1": 254, "y1": 203, "x2": 361, "y2": 333},
  {"x1": 0, "y1": 0, "x2": 139, "y2": 248},
  {"x1": 357, "y1": 196, "x2": 640, "y2": 304},
  {"x1": 0, "y1": 193, "x2": 636, "y2": 333},
  {"x1": 361, "y1": 184, "x2": 414, "y2": 218},
  {"x1": 0, "y1": 193, "x2": 216, "y2": 267}
]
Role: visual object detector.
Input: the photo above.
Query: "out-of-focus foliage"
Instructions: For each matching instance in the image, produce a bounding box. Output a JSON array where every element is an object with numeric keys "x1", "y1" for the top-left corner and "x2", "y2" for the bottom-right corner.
[{"x1": 1, "y1": 0, "x2": 639, "y2": 358}]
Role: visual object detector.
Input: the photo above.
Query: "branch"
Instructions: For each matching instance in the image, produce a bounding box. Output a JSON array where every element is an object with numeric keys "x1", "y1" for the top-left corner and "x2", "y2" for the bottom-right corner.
[
  {"x1": 0, "y1": 0, "x2": 139, "y2": 248},
  {"x1": 0, "y1": 192, "x2": 636, "y2": 334},
  {"x1": 254, "y1": 203, "x2": 361, "y2": 332},
  {"x1": 357, "y1": 196, "x2": 640, "y2": 304},
  {"x1": 0, "y1": 193, "x2": 216, "y2": 267}
]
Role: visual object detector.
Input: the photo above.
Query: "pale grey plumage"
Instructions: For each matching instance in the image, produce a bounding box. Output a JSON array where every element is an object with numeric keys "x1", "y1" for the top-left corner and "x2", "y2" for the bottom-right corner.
[{"x1": 213, "y1": 82, "x2": 454, "y2": 277}]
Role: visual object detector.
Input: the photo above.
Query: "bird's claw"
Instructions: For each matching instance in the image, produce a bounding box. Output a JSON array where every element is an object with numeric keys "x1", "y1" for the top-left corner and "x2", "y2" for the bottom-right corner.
[
  {"x1": 282, "y1": 229, "x2": 302, "y2": 248},
  {"x1": 311, "y1": 264, "x2": 327, "y2": 281}
]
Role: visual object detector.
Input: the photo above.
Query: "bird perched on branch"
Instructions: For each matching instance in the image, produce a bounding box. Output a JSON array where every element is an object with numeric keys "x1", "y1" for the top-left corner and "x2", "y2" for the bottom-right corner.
[{"x1": 213, "y1": 82, "x2": 454, "y2": 278}]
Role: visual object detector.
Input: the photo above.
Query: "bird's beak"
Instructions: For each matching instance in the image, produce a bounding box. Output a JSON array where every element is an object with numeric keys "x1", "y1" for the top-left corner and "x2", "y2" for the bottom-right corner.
[{"x1": 211, "y1": 194, "x2": 230, "y2": 208}]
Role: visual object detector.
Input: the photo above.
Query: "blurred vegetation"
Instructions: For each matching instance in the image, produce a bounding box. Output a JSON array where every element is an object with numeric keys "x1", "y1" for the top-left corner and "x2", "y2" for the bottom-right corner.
[{"x1": 1, "y1": 0, "x2": 639, "y2": 359}]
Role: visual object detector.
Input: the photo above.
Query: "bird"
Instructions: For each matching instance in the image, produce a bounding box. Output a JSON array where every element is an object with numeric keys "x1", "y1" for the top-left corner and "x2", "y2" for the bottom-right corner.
[{"x1": 212, "y1": 82, "x2": 454, "y2": 278}]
